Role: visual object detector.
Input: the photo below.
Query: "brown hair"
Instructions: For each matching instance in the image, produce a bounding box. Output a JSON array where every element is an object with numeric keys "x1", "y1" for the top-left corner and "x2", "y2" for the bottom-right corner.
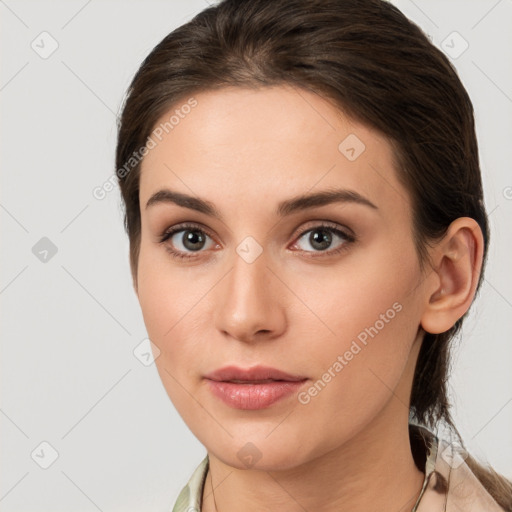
[{"x1": 115, "y1": 0, "x2": 512, "y2": 507}]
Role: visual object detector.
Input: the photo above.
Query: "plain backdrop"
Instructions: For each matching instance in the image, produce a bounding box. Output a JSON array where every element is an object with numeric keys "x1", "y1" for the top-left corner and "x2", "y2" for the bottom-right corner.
[{"x1": 1, "y1": 1, "x2": 511, "y2": 510}]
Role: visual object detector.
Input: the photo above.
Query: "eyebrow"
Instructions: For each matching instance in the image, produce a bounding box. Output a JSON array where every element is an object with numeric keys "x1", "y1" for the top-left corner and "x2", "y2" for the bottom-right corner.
[{"x1": 145, "y1": 187, "x2": 378, "y2": 221}]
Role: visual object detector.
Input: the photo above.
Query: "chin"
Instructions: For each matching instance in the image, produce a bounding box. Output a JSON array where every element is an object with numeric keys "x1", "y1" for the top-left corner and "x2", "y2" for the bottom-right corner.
[{"x1": 205, "y1": 434, "x2": 317, "y2": 472}]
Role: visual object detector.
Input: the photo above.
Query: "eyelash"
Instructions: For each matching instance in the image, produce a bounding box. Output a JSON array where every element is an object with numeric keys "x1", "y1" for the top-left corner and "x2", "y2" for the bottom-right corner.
[{"x1": 158, "y1": 222, "x2": 356, "y2": 261}]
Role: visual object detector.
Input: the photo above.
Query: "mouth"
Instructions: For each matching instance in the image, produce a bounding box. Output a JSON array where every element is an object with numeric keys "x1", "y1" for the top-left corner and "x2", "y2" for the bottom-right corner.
[{"x1": 203, "y1": 365, "x2": 308, "y2": 410}]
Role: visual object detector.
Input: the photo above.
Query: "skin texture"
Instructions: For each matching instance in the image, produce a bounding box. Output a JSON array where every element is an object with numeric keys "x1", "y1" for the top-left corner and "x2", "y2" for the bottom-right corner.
[{"x1": 135, "y1": 84, "x2": 483, "y2": 512}]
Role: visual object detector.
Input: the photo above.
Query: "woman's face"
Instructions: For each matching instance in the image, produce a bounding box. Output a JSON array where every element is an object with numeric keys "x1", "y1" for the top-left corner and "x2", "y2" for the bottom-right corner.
[{"x1": 136, "y1": 84, "x2": 430, "y2": 469}]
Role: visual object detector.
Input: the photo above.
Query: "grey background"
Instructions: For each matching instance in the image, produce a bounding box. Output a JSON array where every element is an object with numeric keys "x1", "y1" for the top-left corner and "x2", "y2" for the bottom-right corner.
[{"x1": 1, "y1": 0, "x2": 511, "y2": 510}]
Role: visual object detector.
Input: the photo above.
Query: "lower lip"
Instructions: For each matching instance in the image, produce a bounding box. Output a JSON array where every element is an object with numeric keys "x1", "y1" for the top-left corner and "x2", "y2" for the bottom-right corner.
[{"x1": 205, "y1": 379, "x2": 307, "y2": 410}]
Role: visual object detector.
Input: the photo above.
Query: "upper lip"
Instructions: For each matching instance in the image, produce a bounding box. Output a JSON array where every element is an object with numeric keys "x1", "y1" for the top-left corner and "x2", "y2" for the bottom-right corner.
[{"x1": 204, "y1": 365, "x2": 307, "y2": 383}]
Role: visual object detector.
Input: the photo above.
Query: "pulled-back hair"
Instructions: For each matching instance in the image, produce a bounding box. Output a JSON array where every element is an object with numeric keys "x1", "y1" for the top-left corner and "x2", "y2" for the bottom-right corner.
[{"x1": 115, "y1": 0, "x2": 512, "y2": 507}]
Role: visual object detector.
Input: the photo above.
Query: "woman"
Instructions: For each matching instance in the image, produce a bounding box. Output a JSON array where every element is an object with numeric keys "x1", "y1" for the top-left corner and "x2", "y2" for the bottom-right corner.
[{"x1": 115, "y1": 0, "x2": 512, "y2": 510}]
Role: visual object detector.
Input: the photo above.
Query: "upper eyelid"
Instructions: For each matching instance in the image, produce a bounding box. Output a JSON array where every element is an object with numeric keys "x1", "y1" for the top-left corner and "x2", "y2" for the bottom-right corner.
[{"x1": 161, "y1": 222, "x2": 216, "y2": 241}]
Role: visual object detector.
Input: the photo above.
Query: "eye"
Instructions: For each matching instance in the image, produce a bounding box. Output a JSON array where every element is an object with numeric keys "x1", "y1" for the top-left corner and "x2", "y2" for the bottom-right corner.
[
  {"x1": 159, "y1": 221, "x2": 356, "y2": 261},
  {"x1": 159, "y1": 223, "x2": 217, "y2": 260},
  {"x1": 291, "y1": 223, "x2": 355, "y2": 257}
]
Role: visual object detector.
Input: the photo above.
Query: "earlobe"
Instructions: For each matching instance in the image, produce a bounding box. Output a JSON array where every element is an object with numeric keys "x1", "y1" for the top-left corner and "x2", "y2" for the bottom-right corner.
[{"x1": 420, "y1": 217, "x2": 484, "y2": 335}]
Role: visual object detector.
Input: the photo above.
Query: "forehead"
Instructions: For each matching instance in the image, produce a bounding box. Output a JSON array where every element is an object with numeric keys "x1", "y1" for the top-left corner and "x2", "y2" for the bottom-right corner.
[{"x1": 139, "y1": 84, "x2": 411, "y2": 222}]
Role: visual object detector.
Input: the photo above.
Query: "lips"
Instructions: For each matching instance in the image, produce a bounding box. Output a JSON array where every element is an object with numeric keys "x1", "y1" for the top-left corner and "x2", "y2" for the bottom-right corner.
[
  {"x1": 203, "y1": 365, "x2": 308, "y2": 409},
  {"x1": 203, "y1": 365, "x2": 307, "y2": 383}
]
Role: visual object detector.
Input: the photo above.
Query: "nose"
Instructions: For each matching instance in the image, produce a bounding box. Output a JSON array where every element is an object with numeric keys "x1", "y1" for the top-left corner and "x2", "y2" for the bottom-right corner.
[{"x1": 212, "y1": 245, "x2": 287, "y2": 344}]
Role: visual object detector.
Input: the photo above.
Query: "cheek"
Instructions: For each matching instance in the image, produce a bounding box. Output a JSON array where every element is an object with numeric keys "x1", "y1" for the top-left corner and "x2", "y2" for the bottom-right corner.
[
  {"x1": 136, "y1": 253, "x2": 207, "y2": 416},
  {"x1": 298, "y1": 240, "x2": 418, "y2": 348},
  {"x1": 136, "y1": 245, "x2": 193, "y2": 363},
  {"x1": 136, "y1": 241, "x2": 222, "y2": 384},
  {"x1": 292, "y1": 242, "x2": 421, "y2": 403},
  {"x1": 137, "y1": 239, "x2": 195, "y2": 337}
]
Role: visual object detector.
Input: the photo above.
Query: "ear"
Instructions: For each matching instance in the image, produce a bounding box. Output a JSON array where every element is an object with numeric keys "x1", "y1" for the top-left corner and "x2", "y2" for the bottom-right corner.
[{"x1": 420, "y1": 217, "x2": 484, "y2": 334}]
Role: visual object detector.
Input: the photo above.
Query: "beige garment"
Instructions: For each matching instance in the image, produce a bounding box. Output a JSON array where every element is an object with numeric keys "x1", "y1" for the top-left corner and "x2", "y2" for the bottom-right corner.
[{"x1": 413, "y1": 425, "x2": 506, "y2": 512}]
